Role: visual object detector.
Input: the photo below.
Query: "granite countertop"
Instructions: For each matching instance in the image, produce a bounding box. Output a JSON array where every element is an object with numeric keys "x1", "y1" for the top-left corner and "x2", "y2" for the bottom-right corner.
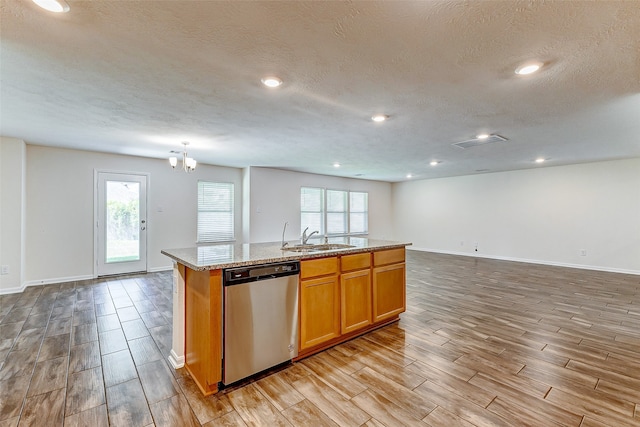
[{"x1": 161, "y1": 237, "x2": 412, "y2": 271}]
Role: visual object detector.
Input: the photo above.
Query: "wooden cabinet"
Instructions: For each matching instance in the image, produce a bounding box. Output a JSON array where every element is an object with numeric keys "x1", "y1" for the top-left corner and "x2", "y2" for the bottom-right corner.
[
  {"x1": 372, "y1": 248, "x2": 406, "y2": 322},
  {"x1": 184, "y1": 268, "x2": 222, "y2": 396},
  {"x1": 340, "y1": 253, "x2": 372, "y2": 334},
  {"x1": 299, "y1": 257, "x2": 340, "y2": 350}
]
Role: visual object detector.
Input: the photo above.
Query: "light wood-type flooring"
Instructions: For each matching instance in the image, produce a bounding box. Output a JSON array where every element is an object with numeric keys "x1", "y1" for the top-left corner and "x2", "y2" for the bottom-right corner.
[{"x1": 1, "y1": 251, "x2": 639, "y2": 426}]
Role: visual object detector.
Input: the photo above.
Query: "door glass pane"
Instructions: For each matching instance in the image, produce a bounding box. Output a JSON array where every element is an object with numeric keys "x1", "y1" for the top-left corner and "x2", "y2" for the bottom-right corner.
[{"x1": 106, "y1": 181, "x2": 140, "y2": 263}]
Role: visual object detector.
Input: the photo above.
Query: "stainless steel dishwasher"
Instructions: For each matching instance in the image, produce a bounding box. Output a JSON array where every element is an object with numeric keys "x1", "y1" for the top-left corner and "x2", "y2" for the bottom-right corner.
[{"x1": 223, "y1": 261, "x2": 299, "y2": 385}]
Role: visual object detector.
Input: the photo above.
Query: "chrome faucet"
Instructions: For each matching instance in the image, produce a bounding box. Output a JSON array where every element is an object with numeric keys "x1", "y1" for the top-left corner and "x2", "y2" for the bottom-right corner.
[
  {"x1": 301, "y1": 227, "x2": 319, "y2": 245},
  {"x1": 281, "y1": 221, "x2": 288, "y2": 249}
]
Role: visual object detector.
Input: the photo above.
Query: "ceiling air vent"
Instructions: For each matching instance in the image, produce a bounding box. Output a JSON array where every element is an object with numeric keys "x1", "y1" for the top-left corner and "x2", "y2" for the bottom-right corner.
[{"x1": 452, "y1": 134, "x2": 508, "y2": 149}]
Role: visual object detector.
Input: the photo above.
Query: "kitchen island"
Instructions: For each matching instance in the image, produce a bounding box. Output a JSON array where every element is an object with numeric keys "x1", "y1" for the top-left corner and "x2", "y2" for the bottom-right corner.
[{"x1": 162, "y1": 237, "x2": 411, "y2": 395}]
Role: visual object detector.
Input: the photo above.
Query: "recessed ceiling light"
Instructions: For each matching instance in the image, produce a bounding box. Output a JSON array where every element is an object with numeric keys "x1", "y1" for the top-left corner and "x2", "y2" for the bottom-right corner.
[
  {"x1": 430, "y1": 161, "x2": 440, "y2": 166},
  {"x1": 406, "y1": 174, "x2": 412, "y2": 179},
  {"x1": 371, "y1": 114, "x2": 388, "y2": 122},
  {"x1": 333, "y1": 163, "x2": 340, "y2": 168},
  {"x1": 535, "y1": 158, "x2": 546, "y2": 163},
  {"x1": 476, "y1": 133, "x2": 490, "y2": 140},
  {"x1": 261, "y1": 76, "x2": 282, "y2": 88},
  {"x1": 32, "y1": 0, "x2": 70, "y2": 12},
  {"x1": 515, "y1": 61, "x2": 543, "y2": 75}
]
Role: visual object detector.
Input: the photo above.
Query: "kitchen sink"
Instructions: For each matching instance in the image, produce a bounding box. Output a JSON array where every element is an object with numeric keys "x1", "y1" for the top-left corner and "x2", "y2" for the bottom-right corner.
[{"x1": 282, "y1": 243, "x2": 355, "y2": 252}]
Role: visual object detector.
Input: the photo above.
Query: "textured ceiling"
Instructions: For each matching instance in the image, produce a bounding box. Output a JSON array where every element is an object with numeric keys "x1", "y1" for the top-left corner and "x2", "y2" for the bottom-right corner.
[{"x1": 1, "y1": 0, "x2": 639, "y2": 182}]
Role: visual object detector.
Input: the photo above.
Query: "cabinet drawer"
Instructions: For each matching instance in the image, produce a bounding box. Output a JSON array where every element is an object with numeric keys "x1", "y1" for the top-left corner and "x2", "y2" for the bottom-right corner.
[
  {"x1": 373, "y1": 248, "x2": 405, "y2": 266},
  {"x1": 340, "y1": 252, "x2": 371, "y2": 272},
  {"x1": 301, "y1": 257, "x2": 339, "y2": 279}
]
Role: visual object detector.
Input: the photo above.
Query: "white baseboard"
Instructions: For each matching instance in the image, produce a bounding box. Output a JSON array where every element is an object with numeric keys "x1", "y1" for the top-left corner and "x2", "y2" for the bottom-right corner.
[
  {"x1": 148, "y1": 265, "x2": 173, "y2": 273},
  {"x1": 1, "y1": 269, "x2": 174, "y2": 296},
  {"x1": 168, "y1": 349, "x2": 185, "y2": 369},
  {"x1": 0, "y1": 283, "x2": 27, "y2": 295},
  {"x1": 0, "y1": 274, "x2": 96, "y2": 295},
  {"x1": 407, "y1": 247, "x2": 640, "y2": 276},
  {"x1": 22, "y1": 274, "x2": 95, "y2": 287}
]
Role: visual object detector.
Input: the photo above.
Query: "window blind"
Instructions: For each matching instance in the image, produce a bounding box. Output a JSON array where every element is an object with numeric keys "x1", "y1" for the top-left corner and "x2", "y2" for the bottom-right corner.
[
  {"x1": 326, "y1": 190, "x2": 347, "y2": 235},
  {"x1": 197, "y1": 181, "x2": 234, "y2": 242},
  {"x1": 349, "y1": 191, "x2": 368, "y2": 234},
  {"x1": 300, "y1": 187, "x2": 324, "y2": 235}
]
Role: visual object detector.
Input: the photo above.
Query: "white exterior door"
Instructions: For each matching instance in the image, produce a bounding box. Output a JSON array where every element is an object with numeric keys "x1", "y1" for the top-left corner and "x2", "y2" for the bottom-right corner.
[{"x1": 96, "y1": 172, "x2": 148, "y2": 276}]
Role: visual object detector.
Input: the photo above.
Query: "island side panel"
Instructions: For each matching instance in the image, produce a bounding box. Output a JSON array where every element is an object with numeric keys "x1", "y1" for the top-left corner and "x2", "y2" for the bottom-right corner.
[
  {"x1": 169, "y1": 261, "x2": 185, "y2": 368},
  {"x1": 184, "y1": 267, "x2": 223, "y2": 396}
]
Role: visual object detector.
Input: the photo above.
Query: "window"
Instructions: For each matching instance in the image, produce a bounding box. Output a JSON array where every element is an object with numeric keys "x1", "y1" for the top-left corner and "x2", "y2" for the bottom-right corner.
[
  {"x1": 300, "y1": 187, "x2": 368, "y2": 236},
  {"x1": 300, "y1": 187, "x2": 324, "y2": 235},
  {"x1": 349, "y1": 191, "x2": 368, "y2": 234},
  {"x1": 326, "y1": 190, "x2": 347, "y2": 235},
  {"x1": 197, "y1": 182, "x2": 234, "y2": 242}
]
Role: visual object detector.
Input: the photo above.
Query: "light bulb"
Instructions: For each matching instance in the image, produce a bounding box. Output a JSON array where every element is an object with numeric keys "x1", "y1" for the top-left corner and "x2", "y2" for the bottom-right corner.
[
  {"x1": 261, "y1": 77, "x2": 283, "y2": 88},
  {"x1": 32, "y1": 0, "x2": 69, "y2": 12},
  {"x1": 515, "y1": 61, "x2": 543, "y2": 75}
]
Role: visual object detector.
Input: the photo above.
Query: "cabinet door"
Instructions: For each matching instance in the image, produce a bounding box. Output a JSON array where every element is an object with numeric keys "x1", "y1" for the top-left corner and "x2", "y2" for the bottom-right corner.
[
  {"x1": 372, "y1": 263, "x2": 406, "y2": 322},
  {"x1": 300, "y1": 275, "x2": 340, "y2": 350},
  {"x1": 340, "y1": 269, "x2": 372, "y2": 334}
]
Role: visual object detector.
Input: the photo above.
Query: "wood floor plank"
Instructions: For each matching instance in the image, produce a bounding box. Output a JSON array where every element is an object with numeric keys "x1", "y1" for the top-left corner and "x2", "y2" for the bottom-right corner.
[
  {"x1": 351, "y1": 366, "x2": 437, "y2": 420},
  {"x1": 0, "y1": 350, "x2": 37, "y2": 381},
  {"x1": 68, "y1": 341, "x2": 101, "y2": 373},
  {"x1": 322, "y1": 347, "x2": 366, "y2": 375},
  {"x1": 137, "y1": 359, "x2": 180, "y2": 404},
  {"x1": 98, "y1": 328, "x2": 128, "y2": 355},
  {"x1": 254, "y1": 371, "x2": 305, "y2": 411},
  {"x1": 292, "y1": 374, "x2": 370, "y2": 426},
  {"x1": 9, "y1": 328, "x2": 44, "y2": 353},
  {"x1": 226, "y1": 383, "x2": 292, "y2": 427},
  {"x1": 37, "y1": 334, "x2": 69, "y2": 362},
  {"x1": 63, "y1": 404, "x2": 109, "y2": 427},
  {"x1": 121, "y1": 319, "x2": 150, "y2": 341},
  {"x1": 414, "y1": 380, "x2": 511, "y2": 427},
  {"x1": 176, "y1": 376, "x2": 234, "y2": 425},
  {"x1": 96, "y1": 314, "x2": 121, "y2": 333},
  {"x1": 26, "y1": 356, "x2": 68, "y2": 397},
  {"x1": 149, "y1": 394, "x2": 200, "y2": 427},
  {"x1": 545, "y1": 386, "x2": 636, "y2": 426},
  {"x1": 0, "y1": 376, "x2": 30, "y2": 421},
  {"x1": 128, "y1": 335, "x2": 163, "y2": 366},
  {"x1": 70, "y1": 323, "x2": 97, "y2": 346},
  {"x1": 470, "y1": 374, "x2": 581, "y2": 426},
  {"x1": 201, "y1": 410, "x2": 248, "y2": 427},
  {"x1": 105, "y1": 378, "x2": 153, "y2": 427},
  {"x1": 19, "y1": 388, "x2": 65, "y2": 426},
  {"x1": 65, "y1": 366, "x2": 106, "y2": 416},
  {"x1": 422, "y1": 406, "x2": 476, "y2": 427},
  {"x1": 415, "y1": 361, "x2": 495, "y2": 408},
  {"x1": 301, "y1": 354, "x2": 367, "y2": 399},
  {"x1": 102, "y1": 349, "x2": 137, "y2": 387},
  {"x1": 280, "y1": 399, "x2": 339, "y2": 427},
  {"x1": 351, "y1": 388, "x2": 426, "y2": 427}
]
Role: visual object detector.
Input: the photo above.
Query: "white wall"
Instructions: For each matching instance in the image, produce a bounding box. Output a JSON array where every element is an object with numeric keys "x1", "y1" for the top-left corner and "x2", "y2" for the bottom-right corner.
[
  {"x1": 0, "y1": 137, "x2": 27, "y2": 293},
  {"x1": 24, "y1": 145, "x2": 242, "y2": 285},
  {"x1": 392, "y1": 158, "x2": 640, "y2": 274},
  {"x1": 246, "y1": 167, "x2": 393, "y2": 243}
]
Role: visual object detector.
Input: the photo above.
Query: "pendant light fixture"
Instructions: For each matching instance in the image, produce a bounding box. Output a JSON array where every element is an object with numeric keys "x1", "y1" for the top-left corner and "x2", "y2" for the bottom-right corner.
[{"x1": 169, "y1": 141, "x2": 197, "y2": 173}]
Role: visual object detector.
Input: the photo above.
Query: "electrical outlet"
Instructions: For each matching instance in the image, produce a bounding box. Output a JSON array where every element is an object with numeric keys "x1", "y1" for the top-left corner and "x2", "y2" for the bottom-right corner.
[
  {"x1": 1, "y1": 265, "x2": 8, "y2": 275},
  {"x1": 474, "y1": 242, "x2": 478, "y2": 252},
  {"x1": 580, "y1": 249, "x2": 587, "y2": 256}
]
